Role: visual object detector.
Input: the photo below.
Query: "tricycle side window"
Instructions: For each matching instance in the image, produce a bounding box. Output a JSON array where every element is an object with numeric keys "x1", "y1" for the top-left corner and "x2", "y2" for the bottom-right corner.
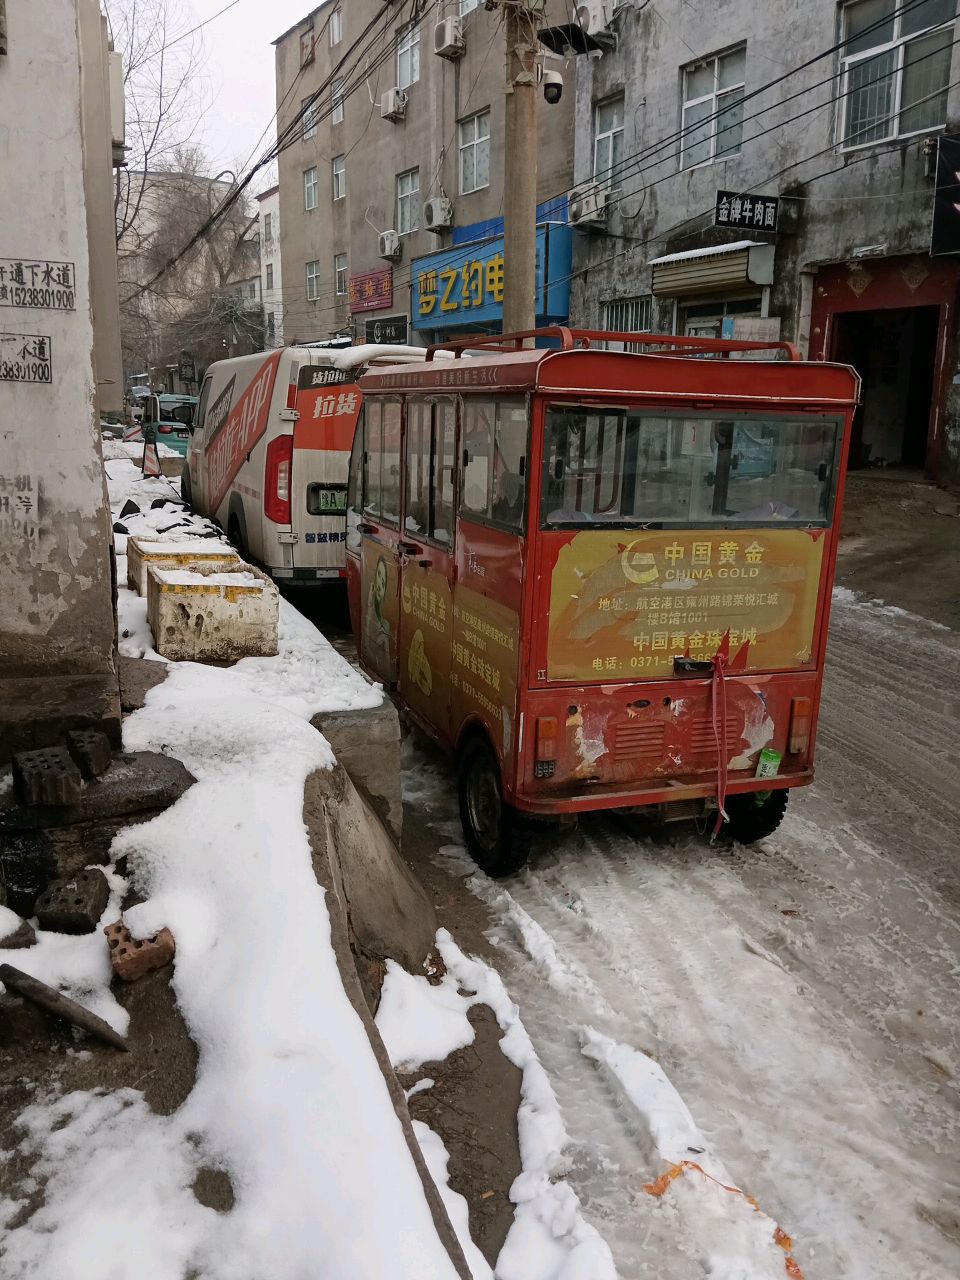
[
  {"x1": 460, "y1": 397, "x2": 527, "y2": 533},
  {"x1": 346, "y1": 408, "x2": 364, "y2": 553}
]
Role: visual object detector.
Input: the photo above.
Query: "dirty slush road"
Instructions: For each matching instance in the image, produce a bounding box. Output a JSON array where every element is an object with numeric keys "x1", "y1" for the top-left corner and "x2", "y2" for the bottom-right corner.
[{"x1": 401, "y1": 593, "x2": 960, "y2": 1280}]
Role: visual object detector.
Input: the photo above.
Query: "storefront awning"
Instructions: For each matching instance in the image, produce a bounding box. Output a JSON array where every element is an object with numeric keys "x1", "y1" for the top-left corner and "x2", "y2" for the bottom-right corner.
[{"x1": 649, "y1": 240, "x2": 775, "y2": 298}]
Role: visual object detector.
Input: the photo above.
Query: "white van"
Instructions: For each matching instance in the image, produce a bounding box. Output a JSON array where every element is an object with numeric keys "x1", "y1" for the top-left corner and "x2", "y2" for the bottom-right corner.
[{"x1": 183, "y1": 344, "x2": 431, "y2": 585}]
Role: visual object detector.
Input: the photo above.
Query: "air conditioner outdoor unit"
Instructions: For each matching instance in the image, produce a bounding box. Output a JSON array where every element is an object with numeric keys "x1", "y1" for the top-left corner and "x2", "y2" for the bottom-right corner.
[
  {"x1": 380, "y1": 88, "x2": 407, "y2": 121},
  {"x1": 379, "y1": 229, "x2": 402, "y2": 259},
  {"x1": 568, "y1": 185, "x2": 611, "y2": 227},
  {"x1": 424, "y1": 196, "x2": 453, "y2": 232},
  {"x1": 434, "y1": 17, "x2": 465, "y2": 59}
]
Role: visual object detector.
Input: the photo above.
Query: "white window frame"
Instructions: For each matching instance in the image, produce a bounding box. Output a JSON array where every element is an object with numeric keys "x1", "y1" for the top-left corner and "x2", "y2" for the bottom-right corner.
[
  {"x1": 306, "y1": 259, "x2": 320, "y2": 301},
  {"x1": 397, "y1": 21, "x2": 420, "y2": 90},
  {"x1": 335, "y1": 253, "x2": 348, "y2": 297},
  {"x1": 303, "y1": 166, "x2": 318, "y2": 210},
  {"x1": 839, "y1": 0, "x2": 954, "y2": 151},
  {"x1": 302, "y1": 97, "x2": 318, "y2": 141},
  {"x1": 263, "y1": 212, "x2": 272, "y2": 243},
  {"x1": 265, "y1": 263, "x2": 274, "y2": 291},
  {"x1": 459, "y1": 110, "x2": 491, "y2": 194},
  {"x1": 331, "y1": 77, "x2": 345, "y2": 125},
  {"x1": 460, "y1": 0, "x2": 480, "y2": 15},
  {"x1": 593, "y1": 95, "x2": 625, "y2": 183},
  {"x1": 601, "y1": 297, "x2": 653, "y2": 351},
  {"x1": 332, "y1": 154, "x2": 346, "y2": 201},
  {"x1": 680, "y1": 45, "x2": 746, "y2": 170},
  {"x1": 396, "y1": 167, "x2": 420, "y2": 235},
  {"x1": 330, "y1": 7, "x2": 342, "y2": 46}
]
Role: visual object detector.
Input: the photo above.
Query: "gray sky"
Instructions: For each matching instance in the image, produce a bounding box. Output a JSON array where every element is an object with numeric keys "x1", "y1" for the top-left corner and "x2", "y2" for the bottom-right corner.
[{"x1": 189, "y1": 0, "x2": 315, "y2": 181}]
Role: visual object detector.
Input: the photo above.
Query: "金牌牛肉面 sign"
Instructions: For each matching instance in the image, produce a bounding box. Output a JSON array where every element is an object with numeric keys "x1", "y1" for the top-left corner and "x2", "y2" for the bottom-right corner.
[{"x1": 715, "y1": 191, "x2": 779, "y2": 232}]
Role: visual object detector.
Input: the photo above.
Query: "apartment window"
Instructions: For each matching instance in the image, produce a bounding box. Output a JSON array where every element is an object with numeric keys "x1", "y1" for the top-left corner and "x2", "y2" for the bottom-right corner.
[
  {"x1": 306, "y1": 259, "x2": 320, "y2": 301},
  {"x1": 460, "y1": 0, "x2": 480, "y2": 14},
  {"x1": 601, "y1": 296, "x2": 653, "y2": 350},
  {"x1": 304, "y1": 166, "x2": 318, "y2": 210},
  {"x1": 249, "y1": 282, "x2": 257, "y2": 300},
  {"x1": 331, "y1": 77, "x2": 345, "y2": 125},
  {"x1": 266, "y1": 312, "x2": 275, "y2": 341},
  {"x1": 263, "y1": 212, "x2": 272, "y2": 243},
  {"x1": 332, "y1": 154, "x2": 346, "y2": 200},
  {"x1": 459, "y1": 110, "x2": 491, "y2": 193},
  {"x1": 300, "y1": 27, "x2": 315, "y2": 66},
  {"x1": 680, "y1": 46, "x2": 746, "y2": 169},
  {"x1": 396, "y1": 168, "x2": 420, "y2": 234},
  {"x1": 593, "y1": 96, "x2": 625, "y2": 183},
  {"x1": 397, "y1": 21, "x2": 420, "y2": 90},
  {"x1": 330, "y1": 7, "x2": 342, "y2": 46},
  {"x1": 840, "y1": 0, "x2": 954, "y2": 148},
  {"x1": 302, "y1": 97, "x2": 318, "y2": 140},
  {"x1": 335, "y1": 253, "x2": 348, "y2": 296},
  {"x1": 265, "y1": 263, "x2": 274, "y2": 291}
]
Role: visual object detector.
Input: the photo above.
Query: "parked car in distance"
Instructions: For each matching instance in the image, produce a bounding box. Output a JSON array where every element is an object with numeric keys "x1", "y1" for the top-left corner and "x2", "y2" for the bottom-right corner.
[{"x1": 139, "y1": 393, "x2": 198, "y2": 456}]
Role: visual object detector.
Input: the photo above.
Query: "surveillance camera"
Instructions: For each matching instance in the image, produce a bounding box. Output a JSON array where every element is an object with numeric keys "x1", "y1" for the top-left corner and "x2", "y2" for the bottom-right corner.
[{"x1": 542, "y1": 69, "x2": 563, "y2": 105}]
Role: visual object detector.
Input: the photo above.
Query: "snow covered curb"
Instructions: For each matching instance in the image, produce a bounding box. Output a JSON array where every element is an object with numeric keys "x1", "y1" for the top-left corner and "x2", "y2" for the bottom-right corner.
[
  {"x1": 0, "y1": 463, "x2": 471, "y2": 1279},
  {"x1": 377, "y1": 929, "x2": 617, "y2": 1280}
]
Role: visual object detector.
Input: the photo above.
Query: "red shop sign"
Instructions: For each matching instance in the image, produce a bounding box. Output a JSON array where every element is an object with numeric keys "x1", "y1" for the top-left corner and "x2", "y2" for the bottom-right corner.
[{"x1": 348, "y1": 267, "x2": 393, "y2": 314}]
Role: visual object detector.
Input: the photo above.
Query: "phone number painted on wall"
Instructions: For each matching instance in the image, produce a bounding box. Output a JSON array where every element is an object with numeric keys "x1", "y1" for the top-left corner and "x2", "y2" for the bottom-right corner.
[
  {"x1": 0, "y1": 333, "x2": 53, "y2": 383},
  {"x1": 0, "y1": 259, "x2": 76, "y2": 311}
]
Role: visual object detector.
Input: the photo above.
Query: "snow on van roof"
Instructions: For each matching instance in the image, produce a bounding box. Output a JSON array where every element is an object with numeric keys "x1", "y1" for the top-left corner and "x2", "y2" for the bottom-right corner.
[{"x1": 326, "y1": 344, "x2": 457, "y2": 370}]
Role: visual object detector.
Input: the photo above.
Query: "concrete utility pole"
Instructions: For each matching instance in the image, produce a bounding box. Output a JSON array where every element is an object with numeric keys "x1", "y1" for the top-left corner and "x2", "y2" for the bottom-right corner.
[{"x1": 502, "y1": 0, "x2": 540, "y2": 335}]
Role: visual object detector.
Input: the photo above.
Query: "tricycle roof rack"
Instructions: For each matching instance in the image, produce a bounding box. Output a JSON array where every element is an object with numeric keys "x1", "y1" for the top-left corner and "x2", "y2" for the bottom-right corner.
[{"x1": 425, "y1": 326, "x2": 802, "y2": 362}]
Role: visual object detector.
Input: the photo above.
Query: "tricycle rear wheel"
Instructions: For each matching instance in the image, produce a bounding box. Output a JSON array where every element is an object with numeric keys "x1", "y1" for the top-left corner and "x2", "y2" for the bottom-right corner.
[
  {"x1": 719, "y1": 789, "x2": 789, "y2": 843},
  {"x1": 458, "y1": 735, "x2": 533, "y2": 877}
]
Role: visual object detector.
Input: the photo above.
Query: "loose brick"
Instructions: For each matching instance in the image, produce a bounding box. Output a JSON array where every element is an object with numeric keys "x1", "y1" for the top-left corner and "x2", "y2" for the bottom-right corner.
[
  {"x1": 65, "y1": 729, "x2": 113, "y2": 779},
  {"x1": 35, "y1": 868, "x2": 110, "y2": 934},
  {"x1": 104, "y1": 919, "x2": 175, "y2": 981},
  {"x1": 12, "y1": 746, "x2": 82, "y2": 807},
  {"x1": 0, "y1": 916, "x2": 36, "y2": 949}
]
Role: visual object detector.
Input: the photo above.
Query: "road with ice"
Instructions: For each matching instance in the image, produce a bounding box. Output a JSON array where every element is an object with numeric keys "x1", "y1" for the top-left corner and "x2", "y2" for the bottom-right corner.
[{"x1": 403, "y1": 591, "x2": 960, "y2": 1280}]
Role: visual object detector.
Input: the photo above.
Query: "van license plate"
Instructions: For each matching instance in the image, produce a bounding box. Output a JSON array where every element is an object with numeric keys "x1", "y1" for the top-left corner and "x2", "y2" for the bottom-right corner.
[{"x1": 307, "y1": 486, "x2": 347, "y2": 514}]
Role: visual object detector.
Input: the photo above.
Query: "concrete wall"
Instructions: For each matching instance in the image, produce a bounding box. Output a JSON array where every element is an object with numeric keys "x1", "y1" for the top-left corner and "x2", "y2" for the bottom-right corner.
[
  {"x1": 274, "y1": 0, "x2": 575, "y2": 344},
  {"x1": 0, "y1": 0, "x2": 120, "y2": 749},
  {"x1": 569, "y1": 2, "x2": 960, "y2": 483}
]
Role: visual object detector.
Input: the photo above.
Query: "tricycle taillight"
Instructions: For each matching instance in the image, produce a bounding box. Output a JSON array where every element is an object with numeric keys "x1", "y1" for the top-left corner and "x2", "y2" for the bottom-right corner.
[{"x1": 788, "y1": 696, "x2": 812, "y2": 755}]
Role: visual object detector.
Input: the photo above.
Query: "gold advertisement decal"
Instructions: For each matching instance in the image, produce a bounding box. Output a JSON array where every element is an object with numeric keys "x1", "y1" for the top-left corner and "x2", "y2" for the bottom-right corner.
[{"x1": 548, "y1": 529, "x2": 826, "y2": 681}]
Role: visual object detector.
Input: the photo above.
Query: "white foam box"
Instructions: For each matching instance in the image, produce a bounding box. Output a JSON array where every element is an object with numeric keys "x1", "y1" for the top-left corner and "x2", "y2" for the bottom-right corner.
[
  {"x1": 126, "y1": 535, "x2": 240, "y2": 596},
  {"x1": 145, "y1": 562, "x2": 280, "y2": 662}
]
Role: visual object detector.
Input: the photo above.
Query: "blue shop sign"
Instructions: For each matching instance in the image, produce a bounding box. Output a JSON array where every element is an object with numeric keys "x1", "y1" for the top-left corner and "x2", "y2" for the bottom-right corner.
[{"x1": 412, "y1": 222, "x2": 572, "y2": 331}]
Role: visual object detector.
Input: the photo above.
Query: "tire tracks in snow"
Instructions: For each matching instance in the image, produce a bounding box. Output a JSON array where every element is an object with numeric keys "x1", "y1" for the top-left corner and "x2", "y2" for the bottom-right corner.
[{"x1": 403, "y1": 599, "x2": 960, "y2": 1279}]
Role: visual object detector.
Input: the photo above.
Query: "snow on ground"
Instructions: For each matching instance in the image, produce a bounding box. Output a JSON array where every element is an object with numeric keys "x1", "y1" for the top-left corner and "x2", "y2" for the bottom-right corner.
[
  {"x1": 377, "y1": 931, "x2": 617, "y2": 1280},
  {"x1": 400, "y1": 588, "x2": 960, "y2": 1280},
  {"x1": 101, "y1": 437, "x2": 182, "y2": 462},
  {"x1": 0, "y1": 470, "x2": 467, "y2": 1280}
]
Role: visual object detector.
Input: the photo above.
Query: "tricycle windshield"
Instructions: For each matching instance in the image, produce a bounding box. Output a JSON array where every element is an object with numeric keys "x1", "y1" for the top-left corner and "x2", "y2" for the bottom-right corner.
[{"x1": 541, "y1": 407, "x2": 841, "y2": 528}]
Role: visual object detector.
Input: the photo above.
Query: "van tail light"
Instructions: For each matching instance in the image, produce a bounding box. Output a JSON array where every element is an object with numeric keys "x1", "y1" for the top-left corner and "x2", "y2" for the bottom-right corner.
[
  {"x1": 788, "y1": 696, "x2": 812, "y2": 755},
  {"x1": 534, "y1": 716, "x2": 558, "y2": 779},
  {"x1": 157, "y1": 425, "x2": 173, "y2": 434},
  {"x1": 264, "y1": 434, "x2": 294, "y2": 524},
  {"x1": 286, "y1": 377, "x2": 298, "y2": 410}
]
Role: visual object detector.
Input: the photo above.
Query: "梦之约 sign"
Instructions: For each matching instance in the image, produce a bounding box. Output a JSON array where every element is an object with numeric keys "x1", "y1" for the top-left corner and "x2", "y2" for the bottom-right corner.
[
  {"x1": 715, "y1": 191, "x2": 779, "y2": 232},
  {"x1": 412, "y1": 223, "x2": 572, "y2": 331}
]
